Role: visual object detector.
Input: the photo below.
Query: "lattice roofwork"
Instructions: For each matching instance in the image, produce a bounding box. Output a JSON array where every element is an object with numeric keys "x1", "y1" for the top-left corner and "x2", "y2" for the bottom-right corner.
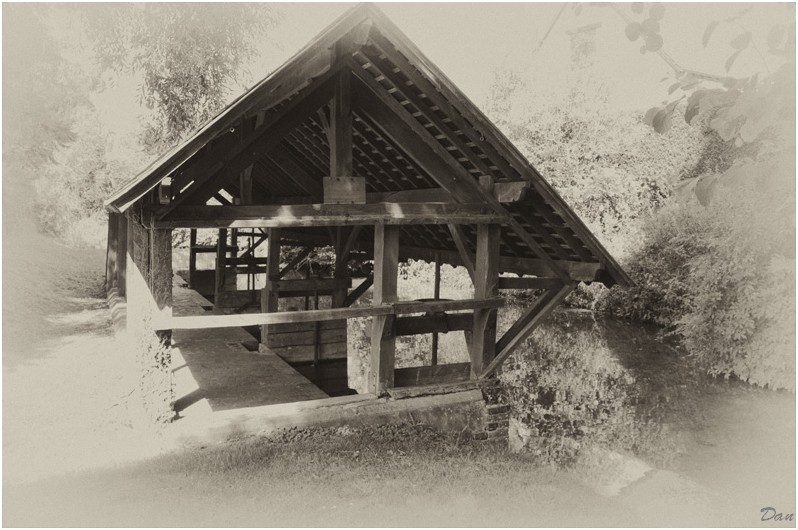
[{"x1": 105, "y1": 3, "x2": 631, "y2": 287}]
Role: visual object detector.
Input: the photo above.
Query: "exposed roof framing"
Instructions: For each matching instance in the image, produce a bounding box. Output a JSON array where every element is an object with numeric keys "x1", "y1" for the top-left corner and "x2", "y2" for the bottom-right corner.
[{"x1": 104, "y1": 3, "x2": 631, "y2": 287}]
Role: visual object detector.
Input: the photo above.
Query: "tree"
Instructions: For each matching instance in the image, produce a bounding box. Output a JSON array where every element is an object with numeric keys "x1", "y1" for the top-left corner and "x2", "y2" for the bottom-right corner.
[{"x1": 84, "y1": 4, "x2": 281, "y2": 155}]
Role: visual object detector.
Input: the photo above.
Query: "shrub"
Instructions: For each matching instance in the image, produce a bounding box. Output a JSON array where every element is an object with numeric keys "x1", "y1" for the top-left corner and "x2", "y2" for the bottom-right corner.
[
  {"x1": 599, "y1": 168, "x2": 795, "y2": 391},
  {"x1": 498, "y1": 310, "x2": 637, "y2": 464}
]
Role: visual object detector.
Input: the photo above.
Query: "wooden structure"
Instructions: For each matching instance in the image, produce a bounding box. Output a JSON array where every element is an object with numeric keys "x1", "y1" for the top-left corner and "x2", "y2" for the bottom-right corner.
[{"x1": 103, "y1": 4, "x2": 631, "y2": 415}]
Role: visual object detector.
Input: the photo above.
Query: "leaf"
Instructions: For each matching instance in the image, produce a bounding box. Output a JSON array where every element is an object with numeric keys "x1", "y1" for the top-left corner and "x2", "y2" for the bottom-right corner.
[
  {"x1": 684, "y1": 90, "x2": 706, "y2": 124},
  {"x1": 694, "y1": 174, "x2": 718, "y2": 206},
  {"x1": 767, "y1": 25, "x2": 785, "y2": 50},
  {"x1": 643, "y1": 106, "x2": 659, "y2": 126},
  {"x1": 703, "y1": 20, "x2": 719, "y2": 48},
  {"x1": 625, "y1": 22, "x2": 642, "y2": 41},
  {"x1": 724, "y1": 49, "x2": 742, "y2": 72},
  {"x1": 731, "y1": 31, "x2": 752, "y2": 50},
  {"x1": 668, "y1": 82, "x2": 681, "y2": 94},
  {"x1": 646, "y1": 33, "x2": 664, "y2": 52},
  {"x1": 652, "y1": 100, "x2": 679, "y2": 134}
]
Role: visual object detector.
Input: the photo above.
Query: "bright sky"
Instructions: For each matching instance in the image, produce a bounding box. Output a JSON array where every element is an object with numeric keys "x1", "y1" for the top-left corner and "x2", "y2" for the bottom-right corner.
[{"x1": 92, "y1": 2, "x2": 793, "y2": 144}]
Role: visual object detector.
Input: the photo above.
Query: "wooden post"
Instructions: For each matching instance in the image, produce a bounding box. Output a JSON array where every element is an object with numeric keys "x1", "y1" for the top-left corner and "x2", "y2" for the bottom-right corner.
[
  {"x1": 213, "y1": 228, "x2": 227, "y2": 312},
  {"x1": 431, "y1": 252, "x2": 441, "y2": 366},
  {"x1": 117, "y1": 213, "x2": 128, "y2": 297},
  {"x1": 105, "y1": 213, "x2": 119, "y2": 294},
  {"x1": 260, "y1": 228, "x2": 281, "y2": 349},
  {"x1": 470, "y1": 176, "x2": 500, "y2": 377},
  {"x1": 188, "y1": 229, "x2": 197, "y2": 288},
  {"x1": 370, "y1": 224, "x2": 399, "y2": 395}
]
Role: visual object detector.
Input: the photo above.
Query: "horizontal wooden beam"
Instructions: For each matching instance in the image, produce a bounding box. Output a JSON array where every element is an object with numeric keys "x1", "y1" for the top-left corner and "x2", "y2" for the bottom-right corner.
[
  {"x1": 158, "y1": 297, "x2": 504, "y2": 330},
  {"x1": 497, "y1": 277, "x2": 564, "y2": 290},
  {"x1": 397, "y1": 244, "x2": 604, "y2": 281},
  {"x1": 394, "y1": 313, "x2": 473, "y2": 336},
  {"x1": 155, "y1": 203, "x2": 506, "y2": 229},
  {"x1": 394, "y1": 362, "x2": 471, "y2": 387}
]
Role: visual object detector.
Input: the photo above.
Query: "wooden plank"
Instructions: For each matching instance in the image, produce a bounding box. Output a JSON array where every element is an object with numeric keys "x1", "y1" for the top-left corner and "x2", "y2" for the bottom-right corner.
[
  {"x1": 370, "y1": 224, "x2": 399, "y2": 395},
  {"x1": 394, "y1": 362, "x2": 471, "y2": 387},
  {"x1": 392, "y1": 297, "x2": 504, "y2": 315},
  {"x1": 163, "y1": 304, "x2": 394, "y2": 330},
  {"x1": 343, "y1": 274, "x2": 373, "y2": 307},
  {"x1": 498, "y1": 277, "x2": 564, "y2": 290},
  {"x1": 266, "y1": 327, "x2": 347, "y2": 348},
  {"x1": 273, "y1": 278, "x2": 352, "y2": 293},
  {"x1": 269, "y1": 319, "x2": 347, "y2": 334},
  {"x1": 323, "y1": 176, "x2": 366, "y2": 204},
  {"x1": 160, "y1": 298, "x2": 505, "y2": 331},
  {"x1": 396, "y1": 242, "x2": 603, "y2": 281},
  {"x1": 387, "y1": 379, "x2": 486, "y2": 399},
  {"x1": 268, "y1": 341, "x2": 348, "y2": 363},
  {"x1": 156, "y1": 203, "x2": 505, "y2": 229},
  {"x1": 482, "y1": 283, "x2": 575, "y2": 378},
  {"x1": 447, "y1": 224, "x2": 475, "y2": 283},
  {"x1": 394, "y1": 313, "x2": 472, "y2": 336}
]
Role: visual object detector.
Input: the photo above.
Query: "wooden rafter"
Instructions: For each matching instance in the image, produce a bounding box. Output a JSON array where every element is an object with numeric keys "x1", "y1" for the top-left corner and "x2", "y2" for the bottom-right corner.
[{"x1": 350, "y1": 66, "x2": 573, "y2": 283}]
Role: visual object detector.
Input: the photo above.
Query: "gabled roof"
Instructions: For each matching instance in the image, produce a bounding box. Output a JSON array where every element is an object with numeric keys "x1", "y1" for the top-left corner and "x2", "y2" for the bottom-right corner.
[{"x1": 105, "y1": 3, "x2": 631, "y2": 287}]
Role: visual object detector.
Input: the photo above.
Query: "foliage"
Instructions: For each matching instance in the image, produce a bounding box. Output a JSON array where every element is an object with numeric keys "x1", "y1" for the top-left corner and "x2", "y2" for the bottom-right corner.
[
  {"x1": 85, "y1": 3, "x2": 280, "y2": 155},
  {"x1": 34, "y1": 107, "x2": 139, "y2": 247},
  {"x1": 600, "y1": 167, "x2": 795, "y2": 391},
  {"x1": 484, "y1": 69, "x2": 706, "y2": 259},
  {"x1": 3, "y1": 5, "x2": 95, "y2": 173},
  {"x1": 499, "y1": 311, "x2": 639, "y2": 464}
]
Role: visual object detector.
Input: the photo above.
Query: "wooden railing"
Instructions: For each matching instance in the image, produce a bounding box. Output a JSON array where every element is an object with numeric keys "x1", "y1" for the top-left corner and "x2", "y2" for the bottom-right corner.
[{"x1": 156, "y1": 297, "x2": 504, "y2": 331}]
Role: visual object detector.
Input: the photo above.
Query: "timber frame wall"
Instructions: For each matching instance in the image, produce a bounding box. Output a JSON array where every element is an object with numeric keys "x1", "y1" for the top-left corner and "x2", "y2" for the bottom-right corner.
[{"x1": 103, "y1": 4, "x2": 630, "y2": 409}]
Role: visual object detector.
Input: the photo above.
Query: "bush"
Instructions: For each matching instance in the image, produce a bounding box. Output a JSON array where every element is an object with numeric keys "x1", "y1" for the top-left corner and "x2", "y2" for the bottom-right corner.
[{"x1": 599, "y1": 170, "x2": 795, "y2": 391}]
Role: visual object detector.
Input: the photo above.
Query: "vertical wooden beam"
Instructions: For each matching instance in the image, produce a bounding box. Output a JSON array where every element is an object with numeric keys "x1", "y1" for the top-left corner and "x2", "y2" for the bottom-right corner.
[
  {"x1": 117, "y1": 213, "x2": 128, "y2": 297},
  {"x1": 370, "y1": 223, "x2": 399, "y2": 395},
  {"x1": 260, "y1": 228, "x2": 282, "y2": 348},
  {"x1": 470, "y1": 176, "x2": 500, "y2": 377},
  {"x1": 213, "y1": 228, "x2": 227, "y2": 313},
  {"x1": 431, "y1": 252, "x2": 441, "y2": 366},
  {"x1": 105, "y1": 213, "x2": 119, "y2": 294},
  {"x1": 188, "y1": 229, "x2": 197, "y2": 288},
  {"x1": 330, "y1": 66, "x2": 352, "y2": 179},
  {"x1": 126, "y1": 210, "x2": 150, "y2": 336},
  {"x1": 150, "y1": 227, "x2": 173, "y2": 339}
]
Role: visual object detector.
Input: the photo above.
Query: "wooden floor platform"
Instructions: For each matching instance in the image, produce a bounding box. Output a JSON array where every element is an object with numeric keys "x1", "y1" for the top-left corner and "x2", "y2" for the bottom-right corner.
[{"x1": 171, "y1": 277, "x2": 328, "y2": 414}]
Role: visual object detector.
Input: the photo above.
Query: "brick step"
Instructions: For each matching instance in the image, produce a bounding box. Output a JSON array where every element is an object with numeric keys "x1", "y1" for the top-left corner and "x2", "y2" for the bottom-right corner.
[
  {"x1": 486, "y1": 427, "x2": 508, "y2": 440},
  {"x1": 486, "y1": 420, "x2": 509, "y2": 431},
  {"x1": 486, "y1": 403, "x2": 510, "y2": 415},
  {"x1": 487, "y1": 411, "x2": 510, "y2": 423}
]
